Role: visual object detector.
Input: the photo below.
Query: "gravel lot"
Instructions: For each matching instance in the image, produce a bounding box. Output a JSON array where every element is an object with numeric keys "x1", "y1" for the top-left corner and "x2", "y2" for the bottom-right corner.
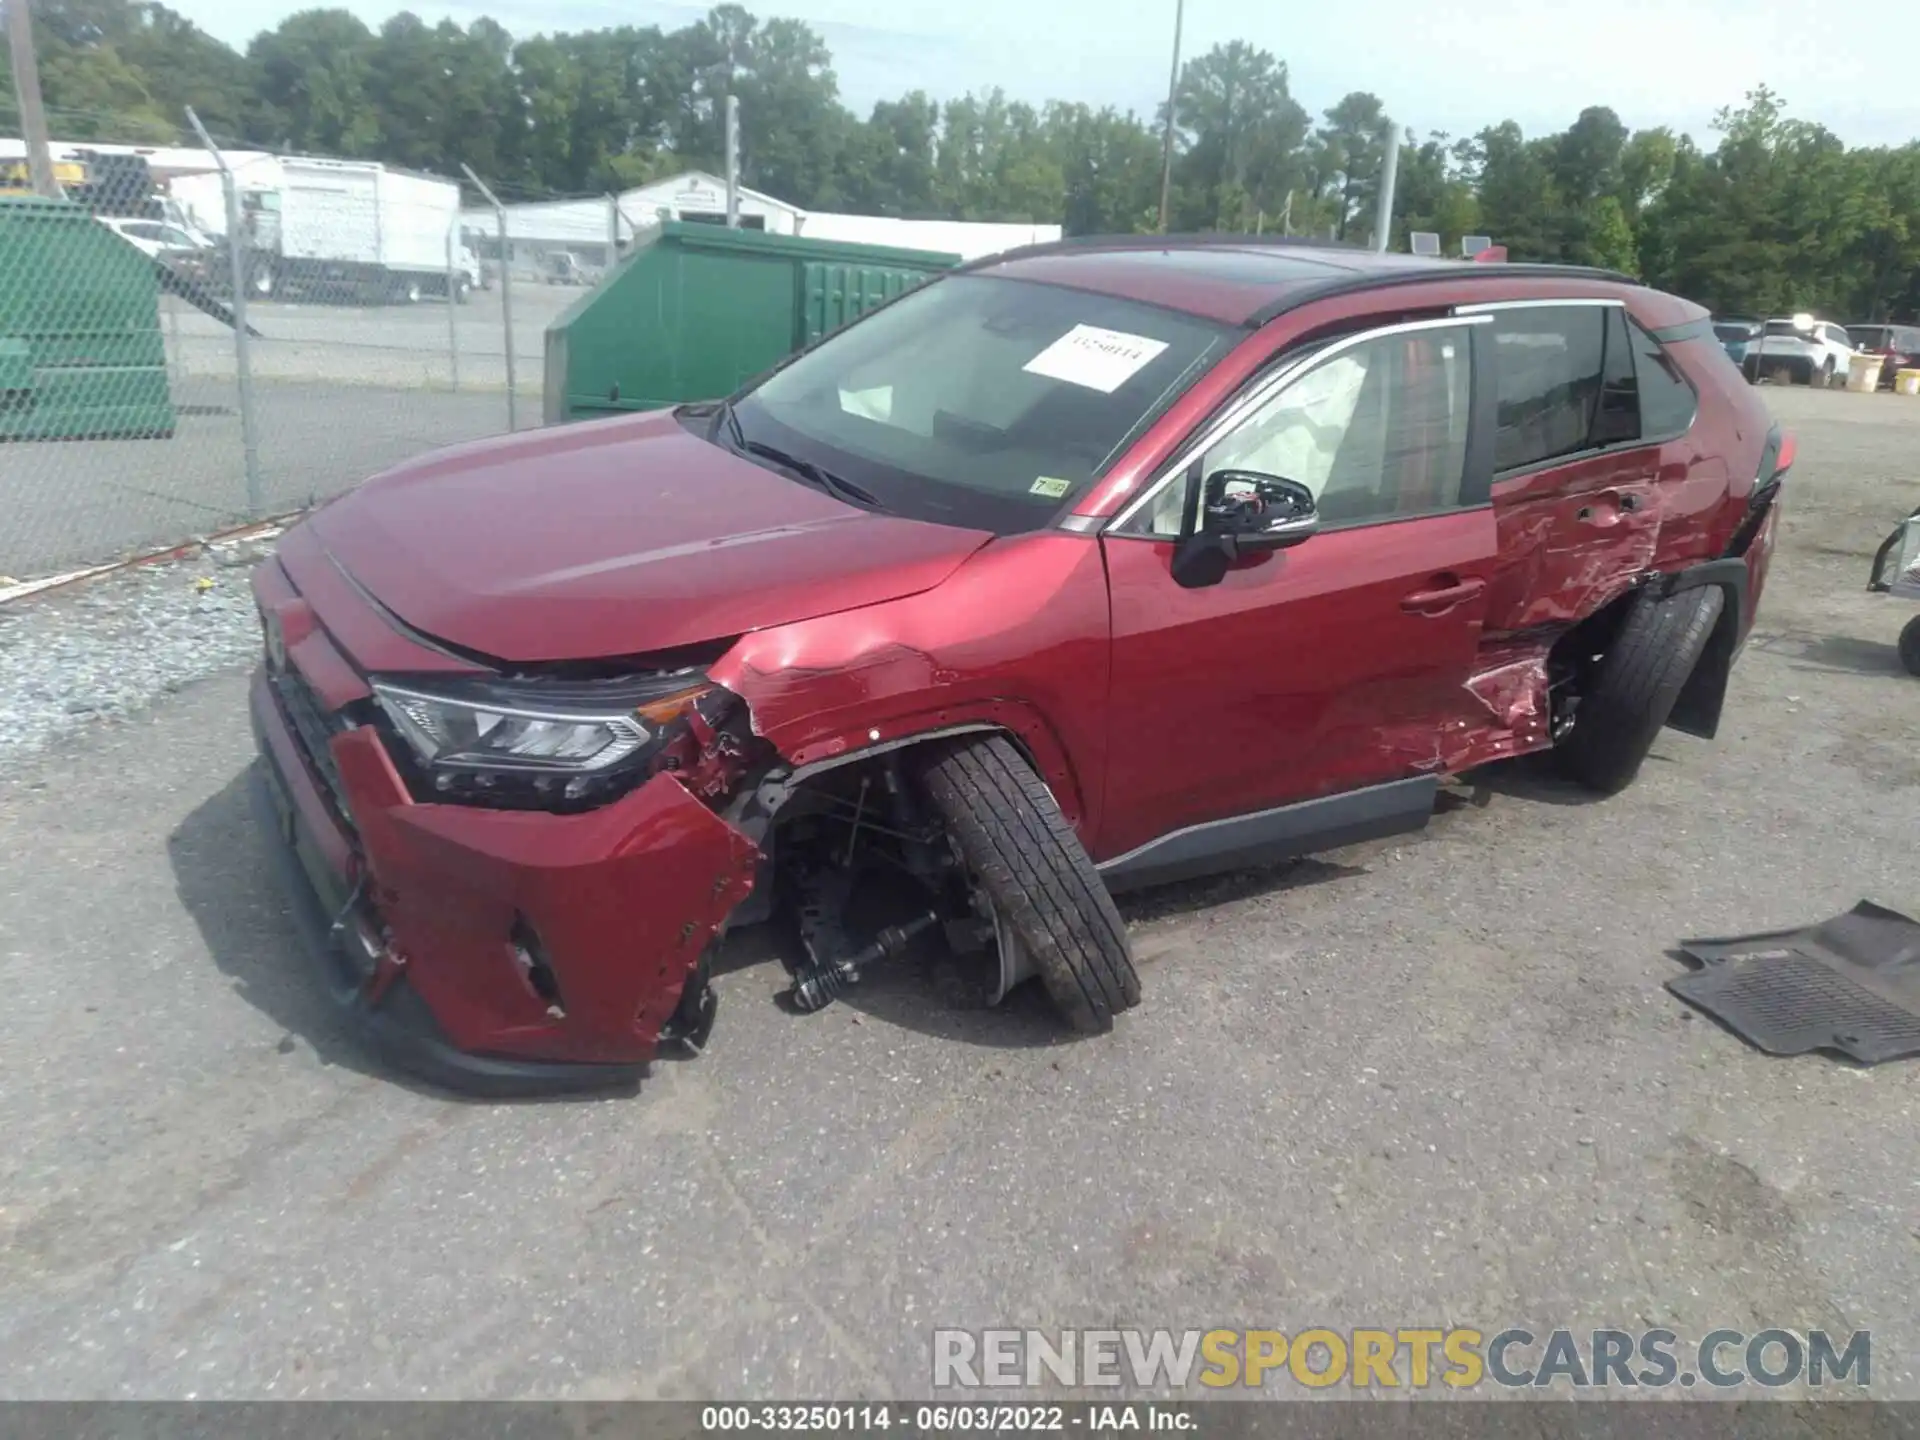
[{"x1": 1, "y1": 386, "x2": 1917, "y2": 1400}]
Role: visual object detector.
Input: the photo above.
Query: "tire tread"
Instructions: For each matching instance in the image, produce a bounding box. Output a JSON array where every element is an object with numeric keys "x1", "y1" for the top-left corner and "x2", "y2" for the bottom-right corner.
[
  {"x1": 918, "y1": 736, "x2": 1139, "y2": 1033},
  {"x1": 1558, "y1": 584, "x2": 1725, "y2": 794}
]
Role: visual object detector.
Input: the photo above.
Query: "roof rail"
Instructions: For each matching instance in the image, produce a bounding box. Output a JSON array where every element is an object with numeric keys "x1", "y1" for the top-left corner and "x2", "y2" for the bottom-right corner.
[
  {"x1": 956, "y1": 230, "x2": 1375, "y2": 272},
  {"x1": 1247, "y1": 262, "x2": 1644, "y2": 326}
]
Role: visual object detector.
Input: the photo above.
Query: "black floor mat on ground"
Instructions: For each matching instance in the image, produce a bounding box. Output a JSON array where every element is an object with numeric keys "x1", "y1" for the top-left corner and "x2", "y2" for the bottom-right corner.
[{"x1": 1670, "y1": 900, "x2": 1920, "y2": 1063}]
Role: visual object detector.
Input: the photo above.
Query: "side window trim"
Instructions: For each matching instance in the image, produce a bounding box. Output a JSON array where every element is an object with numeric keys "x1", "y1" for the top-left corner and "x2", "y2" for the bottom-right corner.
[
  {"x1": 1627, "y1": 316, "x2": 1699, "y2": 447},
  {"x1": 1466, "y1": 297, "x2": 1703, "y2": 481},
  {"x1": 1104, "y1": 313, "x2": 1492, "y2": 537}
]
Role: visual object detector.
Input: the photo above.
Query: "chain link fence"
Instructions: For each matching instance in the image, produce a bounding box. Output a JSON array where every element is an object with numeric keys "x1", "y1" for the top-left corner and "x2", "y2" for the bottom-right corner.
[{"x1": 0, "y1": 130, "x2": 581, "y2": 585}]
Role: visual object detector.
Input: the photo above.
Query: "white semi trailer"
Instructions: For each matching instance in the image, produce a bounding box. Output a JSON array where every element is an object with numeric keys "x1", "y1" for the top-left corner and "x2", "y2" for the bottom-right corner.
[{"x1": 172, "y1": 156, "x2": 480, "y2": 304}]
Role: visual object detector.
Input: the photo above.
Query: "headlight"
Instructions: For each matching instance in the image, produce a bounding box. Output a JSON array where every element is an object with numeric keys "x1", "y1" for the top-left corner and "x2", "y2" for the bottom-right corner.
[{"x1": 370, "y1": 673, "x2": 711, "y2": 803}]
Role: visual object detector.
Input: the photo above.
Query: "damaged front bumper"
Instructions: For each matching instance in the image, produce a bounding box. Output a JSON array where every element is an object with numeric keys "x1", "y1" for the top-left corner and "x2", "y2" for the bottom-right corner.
[{"x1": 249, "y1": 664, "x2": 760, "y2": 1096}]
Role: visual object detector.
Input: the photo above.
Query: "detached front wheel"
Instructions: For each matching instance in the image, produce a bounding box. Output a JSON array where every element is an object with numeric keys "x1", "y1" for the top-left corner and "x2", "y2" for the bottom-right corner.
[
  {"x1": 1556, "y1": 584, "x2": 1725, "y2": 794},
  {"x1": 916, "y1": 735, "x2": 1140, "y2": 1034}
]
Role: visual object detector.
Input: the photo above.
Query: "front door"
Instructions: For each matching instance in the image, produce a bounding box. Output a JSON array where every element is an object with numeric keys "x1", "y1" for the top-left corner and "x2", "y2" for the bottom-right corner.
[{"x1": 1095, "y1": 316, "x2": 1499, "y2": 867}]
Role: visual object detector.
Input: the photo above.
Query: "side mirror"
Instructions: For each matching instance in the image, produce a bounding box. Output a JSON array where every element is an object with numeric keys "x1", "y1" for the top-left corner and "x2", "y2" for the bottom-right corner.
[{"x1": 1171, "y1": 470, "x2": 1319, "y2": 589}]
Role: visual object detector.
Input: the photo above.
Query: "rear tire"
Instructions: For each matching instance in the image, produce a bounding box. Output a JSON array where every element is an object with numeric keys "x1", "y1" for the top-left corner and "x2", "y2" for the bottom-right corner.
[
  {"x1": 1899, "y1": 615, "x2": 1920, "y2": 677},
  {"x1": 1556, "y1": 585, "x2": 1726, "y2": 794},
  {"x1": 916, "y1": 735, "x2": 1140, "y2": 1034}
]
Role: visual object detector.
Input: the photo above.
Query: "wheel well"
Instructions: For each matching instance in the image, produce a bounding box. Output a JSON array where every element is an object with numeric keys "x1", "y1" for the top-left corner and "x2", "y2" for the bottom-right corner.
[
  {"x1": 1545, "y1": 574, "x2": 1742, "y2": 742},
  {"x1": 725, "y1": 724, "x2": 1037, "y2": 929},
  {"x1": 1547, "y1": 586, "x2": 1638, "y2": 685}
]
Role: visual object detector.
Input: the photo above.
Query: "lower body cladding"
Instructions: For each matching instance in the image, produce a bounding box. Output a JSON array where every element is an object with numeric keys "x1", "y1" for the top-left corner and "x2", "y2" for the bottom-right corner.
[{"x1": 250, "y1": 669, "x2": 759, "y2": 1095}]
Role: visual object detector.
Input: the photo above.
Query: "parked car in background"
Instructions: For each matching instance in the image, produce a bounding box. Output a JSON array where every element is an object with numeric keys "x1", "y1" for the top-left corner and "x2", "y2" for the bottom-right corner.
[
  {"x1": 1846, "y1": 323, "x2": 1920, "y2": 388},
  {"x1": 1745, "y1": 315, "x2": 1854, "y2": 387},
  {"x1": 247, "y1": 237, "x2": 1790, "y2": 1093},
  {"x1": 95, "y1": 214, "x2": 218, "y2": 286},
  {"x1": 96, "y1": 214, "x2": 213, "y2": 260},
  {"x1": 544, "y1": 251, "x2": 590, "y2": 285},
  {"x1": 1713, "y1": 319, "x2": 1759, "y2": 367}
]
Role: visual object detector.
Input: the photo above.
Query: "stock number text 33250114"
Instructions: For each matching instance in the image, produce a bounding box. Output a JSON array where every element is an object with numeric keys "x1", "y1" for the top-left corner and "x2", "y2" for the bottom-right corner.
[{"x1": 701, "y1": 1405, "x2": 1071, "y2": 1432}]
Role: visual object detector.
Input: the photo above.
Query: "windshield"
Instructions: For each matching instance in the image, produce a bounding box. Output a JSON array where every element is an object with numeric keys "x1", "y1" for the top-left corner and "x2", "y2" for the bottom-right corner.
[
  {"x1": 1713, "y1": 323, "x2": 1755, "y2": 342},
  {"x1": 1849, "y1": 326, "x2": 1892, "y2": 348},
  {"x1": 730, "y1": 274, "x2": 1234, "y2": 533},
  {"x1": 1763, "y1": 320, "x2": 1813, "y2": 338}
]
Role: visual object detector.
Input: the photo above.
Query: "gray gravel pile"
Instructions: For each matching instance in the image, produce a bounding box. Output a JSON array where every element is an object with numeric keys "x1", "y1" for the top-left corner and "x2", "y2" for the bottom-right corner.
[{"x1": 0, "y1": 536, "x2": 278, "y2": 774}]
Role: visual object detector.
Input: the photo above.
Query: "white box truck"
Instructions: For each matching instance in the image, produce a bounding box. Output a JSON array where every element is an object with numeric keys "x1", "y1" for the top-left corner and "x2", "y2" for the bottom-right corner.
[{"x1": 172, "y1": 156, "x2": 481, "y2": 305}]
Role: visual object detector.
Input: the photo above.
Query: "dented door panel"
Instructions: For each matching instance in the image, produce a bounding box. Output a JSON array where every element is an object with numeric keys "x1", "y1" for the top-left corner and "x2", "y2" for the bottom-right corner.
[{"x1": 1484, "y1": 448, "x2": 1667, "y2": 635}]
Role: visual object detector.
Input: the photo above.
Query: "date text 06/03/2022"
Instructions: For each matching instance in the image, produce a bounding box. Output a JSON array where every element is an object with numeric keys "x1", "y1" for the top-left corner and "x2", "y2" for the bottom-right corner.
[{"x1": 700, "y1": 1405, "x2": 1195, "y2": 1432}]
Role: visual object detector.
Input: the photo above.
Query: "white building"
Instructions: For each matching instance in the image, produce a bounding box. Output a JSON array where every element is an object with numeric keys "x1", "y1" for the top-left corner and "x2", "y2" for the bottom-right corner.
[
  {"x1": 462, "y1": 171, "x2": 807, "y2": 277},
  {"x1": 794, "y1": 213, "x2": 1059, "y2": 260},
  {"x1": 462, "y1": 168, "x2": 1061, "y2": 276}
]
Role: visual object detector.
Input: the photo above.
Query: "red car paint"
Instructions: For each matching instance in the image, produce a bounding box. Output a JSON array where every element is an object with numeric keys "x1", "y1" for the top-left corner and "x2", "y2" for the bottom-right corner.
[
  {"x1": 248, "y1": 241, "x2": 1783, "y2": 1090},
  {"x1": 307, "y1": 409, "x2": 995, "y2": 664}
]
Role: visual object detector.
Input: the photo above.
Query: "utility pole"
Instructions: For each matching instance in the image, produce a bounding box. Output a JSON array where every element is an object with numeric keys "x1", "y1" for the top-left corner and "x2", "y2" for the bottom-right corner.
[
  {"x1": 5, "y1": 0, "x2": 60, "y2": 197},
  {"x1": 724, "y1": 94, "x2": 740, "y2": 228},
  {"x1": 1156, "y1": 0, "x2": 1184, "y2": 234},
  {"x1": 1372, "y1": 123, "x2": 1403, "y2": 253}
]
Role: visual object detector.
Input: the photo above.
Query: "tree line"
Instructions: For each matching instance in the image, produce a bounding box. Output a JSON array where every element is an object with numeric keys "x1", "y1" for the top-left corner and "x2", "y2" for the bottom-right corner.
[{"x1": 7, "y1": 0, "x2": 1920, "y2": 321}]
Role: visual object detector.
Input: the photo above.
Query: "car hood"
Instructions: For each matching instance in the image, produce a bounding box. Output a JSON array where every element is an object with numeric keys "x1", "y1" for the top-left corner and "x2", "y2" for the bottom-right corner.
[{"x1": 310, "y1": 409, "x2": 995, "y2": 664}]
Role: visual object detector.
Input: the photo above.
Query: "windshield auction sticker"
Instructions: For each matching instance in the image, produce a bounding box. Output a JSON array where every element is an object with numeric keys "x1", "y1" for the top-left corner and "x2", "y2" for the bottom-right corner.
[{"x1": 1023, "y1": 325, "x2": 1170, "y2": 393}]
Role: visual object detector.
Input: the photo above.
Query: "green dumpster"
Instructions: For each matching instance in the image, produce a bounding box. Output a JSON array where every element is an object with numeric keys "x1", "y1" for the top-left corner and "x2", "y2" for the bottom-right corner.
[
  {"x1": 0, "y1": 194, "x2": 174, "y2": 440},
  {"x1": 545, "y1": 221, "x2": 960, "y2": 424}
]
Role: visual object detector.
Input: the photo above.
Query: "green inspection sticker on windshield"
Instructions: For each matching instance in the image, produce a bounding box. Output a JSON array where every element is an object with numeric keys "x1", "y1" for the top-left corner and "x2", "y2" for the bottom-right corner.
[{"x1": 1030, "y1": 476, "x2": 1073, "y2": 498}]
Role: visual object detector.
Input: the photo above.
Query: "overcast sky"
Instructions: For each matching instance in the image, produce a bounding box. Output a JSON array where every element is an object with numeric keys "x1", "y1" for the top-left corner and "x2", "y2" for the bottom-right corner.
[{"x1": 182, "y1": 0, "x2": 1920, "y2": 149}]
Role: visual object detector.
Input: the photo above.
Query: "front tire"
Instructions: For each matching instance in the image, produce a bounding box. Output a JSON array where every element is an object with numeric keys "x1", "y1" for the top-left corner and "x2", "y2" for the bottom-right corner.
[
  {"x1": 916, "y1": 735, "x2": 1140, "y2": 1034},
  {"x1": 1556, "y1": 585, "x2": 1726, "y2": 794},
  {"x1": 1899, "y1": 615, "x2": 1920, "y2": 677},
  {"x1": 1814, "y1": 358, "x2": 1834, "y2": 388}
]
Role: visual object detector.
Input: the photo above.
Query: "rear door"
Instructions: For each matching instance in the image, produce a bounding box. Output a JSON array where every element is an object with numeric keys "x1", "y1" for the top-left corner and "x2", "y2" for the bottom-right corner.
[
  {"x1": 1476, "y1": 301, "x2": 1695, "y2": 634},
  {"x1": 1096, "y1": 315, "x2": 1500, "y2": 864}
]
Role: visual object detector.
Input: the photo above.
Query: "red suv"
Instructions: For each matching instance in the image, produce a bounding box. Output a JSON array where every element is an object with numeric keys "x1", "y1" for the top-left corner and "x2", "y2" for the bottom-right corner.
[{"x1": 249, "y1": 238, "x2": 1790, "y2": 1093}]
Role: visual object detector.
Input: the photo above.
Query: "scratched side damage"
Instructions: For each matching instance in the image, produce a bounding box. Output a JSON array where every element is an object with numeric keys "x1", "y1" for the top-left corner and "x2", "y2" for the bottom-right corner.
[
  {"x1": 1445, "y1": 651, "x2": 1555, "y2": 772},
  {"x1": 1485, "y1": 482, "x2": 1663, "y2": 636}
]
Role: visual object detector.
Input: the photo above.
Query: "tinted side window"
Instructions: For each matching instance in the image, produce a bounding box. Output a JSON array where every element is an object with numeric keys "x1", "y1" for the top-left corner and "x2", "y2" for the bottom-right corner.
[
  {"x1": 1593, "y1": 307, "x2": 1639, "y2": 447},
  {"x1": 1491, "y1": 307, "x2": 1605, "y2": 472},
  {"x1": 1630, "y1": 321, "x2": 1698, "y2": 438}
]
